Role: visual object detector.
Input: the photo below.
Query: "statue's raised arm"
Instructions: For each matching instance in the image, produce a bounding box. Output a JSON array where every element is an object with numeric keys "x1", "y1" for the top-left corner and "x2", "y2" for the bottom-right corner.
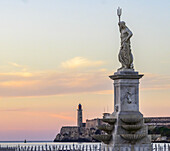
[{"x1": 117, "y1": 8, "x2": 134, "y2": 70}]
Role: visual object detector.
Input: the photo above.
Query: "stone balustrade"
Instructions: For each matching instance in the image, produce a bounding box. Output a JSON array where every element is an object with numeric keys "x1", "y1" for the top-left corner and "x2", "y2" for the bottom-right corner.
[{"x1": 0, "y1": 143, "x2": 169, "y2": 151}]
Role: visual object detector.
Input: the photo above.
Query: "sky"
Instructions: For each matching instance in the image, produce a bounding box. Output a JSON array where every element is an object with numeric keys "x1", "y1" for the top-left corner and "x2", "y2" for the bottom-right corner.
[{"x1": 0, "y1": 0, "x2": 169, "y2": 141}]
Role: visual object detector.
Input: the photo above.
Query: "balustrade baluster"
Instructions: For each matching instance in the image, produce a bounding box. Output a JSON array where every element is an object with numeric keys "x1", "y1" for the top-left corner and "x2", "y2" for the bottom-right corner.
[
  {"x1": 56, "y1": 145, "x2": 58, "y2": 151},
  {"x1": 18, "y1": 146, "x2": 20, "y2": 151},
  {"x1": 97, "y1": 144, "x2": 100, "y2": 151},
  {"x1": 45, "y1": 144, "x2": 47, "y2": 151},
  {"x1": 52, "y1": 145, "x2": 55, "y2": 151},
  {"x1": 20, "y1": 146, "x2": 23, "y2": 151},
  {"x1": 155, "y1": 144, "x2": 157, "y2": 151},
  {"x1": 163, "y1": 144, "x2": 166, "y2": 151},
  {"x1": 158, "y1": 144, "x2": 160, "y2": 151},
  {"x1": 73, "y1": 145, "x2": 75, "y2": 151},
  {"x1": 48, "y1": 145, "x2": 51, "y2": 151},
  {"x1": 89, "y1": 145, "x2": 92, "y2": 151},
  {"x1": 168, "y1": 144, "x2": 170, "y2": 151}
]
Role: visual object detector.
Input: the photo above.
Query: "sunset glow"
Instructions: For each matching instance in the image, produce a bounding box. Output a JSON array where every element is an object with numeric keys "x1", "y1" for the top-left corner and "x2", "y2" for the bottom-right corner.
[{"x1": 0, "y1": 0, "x2": 169, "y2": 141}]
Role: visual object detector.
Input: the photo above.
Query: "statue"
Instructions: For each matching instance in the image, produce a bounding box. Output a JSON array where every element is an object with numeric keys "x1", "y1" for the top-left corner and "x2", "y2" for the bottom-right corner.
[{"x1": 117, "y1": 7, "x2": 133, "y2": 70}]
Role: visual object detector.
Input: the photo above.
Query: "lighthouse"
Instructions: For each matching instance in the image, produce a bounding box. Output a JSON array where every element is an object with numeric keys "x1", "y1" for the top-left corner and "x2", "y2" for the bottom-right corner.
[{"x1": 77, "y1": 104, "x2": 83, "y2": 127}]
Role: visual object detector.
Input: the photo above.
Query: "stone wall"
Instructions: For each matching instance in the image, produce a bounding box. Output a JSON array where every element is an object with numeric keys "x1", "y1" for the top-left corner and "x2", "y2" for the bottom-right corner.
[
  {"x1": 86, "y1": 118, "x2": 103, "y2": 129},
  {"x1": 145, "y1": 117, "x2": 170, "y2": 126},
  {"x1": 54, "y1": 126, "x2": 101, "y2": 142},
  {"x1": 60, "y1": 126, "x2": 79, "y2": 135},
  {"x1": 85, "y1": 117, "x2": 170, "y2": 129}
]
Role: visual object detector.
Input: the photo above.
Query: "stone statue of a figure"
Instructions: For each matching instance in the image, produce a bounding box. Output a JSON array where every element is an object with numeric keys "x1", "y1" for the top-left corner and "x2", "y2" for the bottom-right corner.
[{"x1": 118, "y1": 21, "x2": 133, "y2": 70}]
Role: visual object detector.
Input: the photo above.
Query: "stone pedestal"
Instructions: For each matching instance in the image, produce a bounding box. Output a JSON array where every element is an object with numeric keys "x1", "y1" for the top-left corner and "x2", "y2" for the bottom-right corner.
[
  {"x1": 110, "y1": 69, "x2": 143, "y2": 113},
  {"x1": 102, "y1": 69, "x2": 151, "y2": 150}
]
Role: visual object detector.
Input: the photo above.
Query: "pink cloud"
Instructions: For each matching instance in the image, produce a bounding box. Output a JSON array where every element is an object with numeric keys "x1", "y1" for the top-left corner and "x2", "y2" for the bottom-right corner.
[
  {"x1": 0, "y1": 71, "x2": 169, "y2": 97},
  {"x1": 141, "y1": 73, "x2": 170, "y2": 90},
  {"x1": 0, "y1": 70, "x2": 111, "y2": 97},
  {"x1": 0, "y1": 108, "x2": 28, "y2": 112},
  {"x1": 50, "y1": 114, "x2": 75, "y2": 121}
]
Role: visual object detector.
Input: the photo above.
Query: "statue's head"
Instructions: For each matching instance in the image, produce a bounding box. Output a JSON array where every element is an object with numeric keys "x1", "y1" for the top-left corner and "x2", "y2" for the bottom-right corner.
[{"x1": 118, "y1": 21, "x2": 126, "y2": 29}]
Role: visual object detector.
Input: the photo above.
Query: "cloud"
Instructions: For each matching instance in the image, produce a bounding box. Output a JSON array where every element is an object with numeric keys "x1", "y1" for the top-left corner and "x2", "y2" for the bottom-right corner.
[
  {"x1": 50, "y1": 114, "x2": 75, "y2": 121},
  {"x1": 8, "y1": 62, "x2": 22, "y2": 68},
  {"x1": 0, "y1": 69, "x2": 111, "y2": 97},
  {"x1": 0, "y1": 72, "x2": 33, "y2": 78},
  {"x1": 61, "y1": 57, "x2": 105, "y2": 69},
  {"x1": 141, "y1": 73, "x2": 170, "y2": 90},
  {"x1": 8, "y1": 62, "x2": 27, "y2": 72},
  {"x1": 0, "y1": 63, "x2": 169, "y2": 98},
  {"x1": 0, "y1": 80, "x2": 38, "y2": 87},
  {"x1": 0, "y1": 108, "x2": 28, "y2": 112}
]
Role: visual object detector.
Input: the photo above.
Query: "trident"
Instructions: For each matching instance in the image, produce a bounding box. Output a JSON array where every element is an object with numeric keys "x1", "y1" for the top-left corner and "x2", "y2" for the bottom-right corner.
[{"x1": 117, "y1": 7, "x2": 122, "y2": 23}]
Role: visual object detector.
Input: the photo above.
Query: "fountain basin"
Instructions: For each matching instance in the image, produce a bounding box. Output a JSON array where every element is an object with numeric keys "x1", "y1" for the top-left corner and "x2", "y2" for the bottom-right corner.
[
  {"x1": 121, "y1": 125, "x2": 142, "y2": 131},
  {"x1": 121, "y1": 117, "x2": 142, "y2": 124},
  {"x1": 102, "y1": 118, "x2": 116, "y2": 124},
  {"x1": 120, "y1": 134, "x2": 146, "y2": 141},
  {"x1": 97, "y1": 124, "x2": 114, "y2": 133},
  {"x1": 92, "y1": 134, "x2": 112, "y2": 144}
]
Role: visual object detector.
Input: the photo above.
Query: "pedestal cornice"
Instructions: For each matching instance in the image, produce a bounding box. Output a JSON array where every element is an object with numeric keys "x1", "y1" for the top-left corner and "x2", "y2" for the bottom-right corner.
[{"x1": 109, "y1": 70, "x2": 144, "y2": 80}]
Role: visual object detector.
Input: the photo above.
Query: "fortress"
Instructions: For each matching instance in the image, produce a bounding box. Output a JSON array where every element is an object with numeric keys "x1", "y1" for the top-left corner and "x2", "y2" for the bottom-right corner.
[
  {"x1": 54, "y1": 104, "x2": 103, "y2": 142},
  {"x1": 54, "y1": 104, "x2": 170, "y2": 142}
]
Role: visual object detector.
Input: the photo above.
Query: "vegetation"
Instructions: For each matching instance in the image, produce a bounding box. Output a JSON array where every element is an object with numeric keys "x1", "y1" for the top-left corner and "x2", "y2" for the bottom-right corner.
[{"x1": 149, "y1": 126, "x2": 170, "y2": 137}]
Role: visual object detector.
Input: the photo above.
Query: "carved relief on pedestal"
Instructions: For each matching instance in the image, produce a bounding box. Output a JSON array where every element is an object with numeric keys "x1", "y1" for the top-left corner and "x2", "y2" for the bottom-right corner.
[
  {"x1": 122, "y1": 88, "x2": 136, "y2": 105},
  {"x1": 120, "y1": 86, "x2": 138, "y2": 111}
]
